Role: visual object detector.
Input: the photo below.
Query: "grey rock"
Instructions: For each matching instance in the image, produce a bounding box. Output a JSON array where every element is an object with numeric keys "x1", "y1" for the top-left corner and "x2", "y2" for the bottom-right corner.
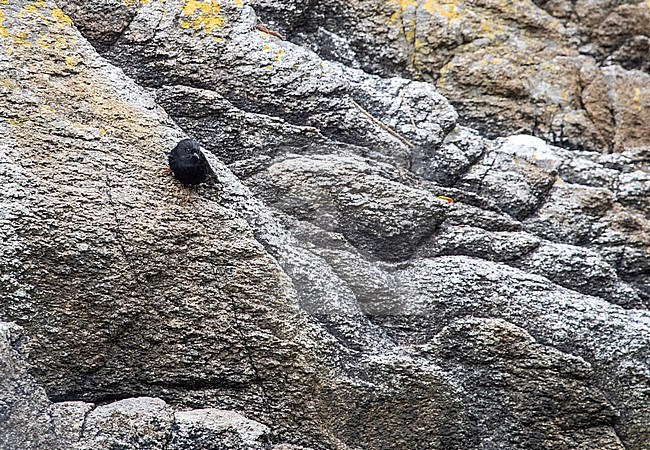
[
  {"x1": 513, "y1": 242, "x2": 640, "y2": 306},
  {"x1": 2, "y1": 1, "x2": 649, "y2": 449},
  {"x1": 50, "y1": 402, "x2": 94, "y2": 446},
  {"x1": 386, "y1": 256, "x2": 650, "y2": 448},
  {"x1": 415, "y1": 224, "x2": 541, "y2": 262},
  {"x1": 419, "y1": 317, "x2": 625, "y2": 450},
  {"x1": 246, "y1": 154, "x2": 449, "y2": 261},
  {"x1": 412, "y1": 126, "x2": 487, "y2": 185},
  {"x1": 79, "y1": 398, "x2": 173, "y2": 450},
  {"x1": 0, "y1": 323, "x2": 61, "y2": 450},
  {"x1": 457, "y1": 135, "x2": 560, "y2": 220},
  {"x1": 169, "y1": 409, "x2": 270, "y2": 450},
  {"x1": 0, "y1": 326, "x2": 296, "y2": 450}
]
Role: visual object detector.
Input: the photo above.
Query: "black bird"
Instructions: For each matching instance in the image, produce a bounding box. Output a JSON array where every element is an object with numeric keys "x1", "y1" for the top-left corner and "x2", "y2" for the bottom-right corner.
[
  {"x1": 168, "y1": 139, "x2": 214, "y2": 185},
  {"x1": 168, "y1": 139, "x2": 215, "y2": 201}
]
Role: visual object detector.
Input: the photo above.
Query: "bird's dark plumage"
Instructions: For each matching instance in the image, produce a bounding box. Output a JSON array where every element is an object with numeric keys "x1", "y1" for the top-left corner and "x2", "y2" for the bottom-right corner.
[{"x1": 168, "y1": 139, "x2": 214, "y2": 186}]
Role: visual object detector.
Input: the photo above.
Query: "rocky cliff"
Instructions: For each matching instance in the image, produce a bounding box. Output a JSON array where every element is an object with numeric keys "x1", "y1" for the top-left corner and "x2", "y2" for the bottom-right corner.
[{"x1": 0, "y1": 1, "x2": 648, "y2": 449}]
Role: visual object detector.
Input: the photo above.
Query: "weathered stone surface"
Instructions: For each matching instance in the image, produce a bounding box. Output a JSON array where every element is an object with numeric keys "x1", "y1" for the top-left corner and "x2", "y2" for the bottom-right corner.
[
  {"x1": 457, "y1": 135, "x2": 560, "y2": 219},
  {"x1": 420, "y1": 317, "x2": 625, "y2": 450},
  {"x1": 0, "y1": 1, "x2": 329, "y2": 445},
  {"x1": 0, "y1": 323, "x2": 61, "y2": 450},
  {"x1": 249, "y1": 0, "x2": 650, "y2": 152},
  {"x1": 0, "y1": 323, "x2": 307, "y2": 450},
  {"x1": 1, "y1": 1, "x2": 649, "y2": 449},
  {"x1": 383, "y1": 256, "x2": 650, "y2": 448},
  {"x1": 245, "y1": 154, "x2": 449, "y2": 261},
  {"x1": 80, "y1": 398, "x2": 173, "y2": 450},
  {"x1": 169, "y1": 408, "x2": 270, "y2": 450}
]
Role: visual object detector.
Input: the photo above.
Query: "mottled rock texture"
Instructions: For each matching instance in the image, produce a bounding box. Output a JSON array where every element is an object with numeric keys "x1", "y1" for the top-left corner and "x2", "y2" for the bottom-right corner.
[
  {"x1": 0, "y1": 1, "x2": 649, "y2": 450},
  {"x1": 0, "y1": 322, "x2": 292, "y2": 449},
  {"x1": 250, "y1": 0, "x2": 650, "y2": 152}
]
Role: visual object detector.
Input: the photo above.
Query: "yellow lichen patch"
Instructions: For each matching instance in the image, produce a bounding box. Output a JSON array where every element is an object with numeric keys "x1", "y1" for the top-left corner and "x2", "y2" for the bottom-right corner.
[
  {"x1": 36, "y1": 35, "x2": 69, "y2": 50},
  {"x1": 0, "y1": 10, "x2": 9, "y2": 38},
  {"x1": 275, "y1": 49, "x2": 284, "y2": 61},
  {"x1": 65, "y1": 56, "x2": 78, "y2": 69},
  {"x1": 393, "y1": 0, "x2": 418, "y2": 10},
  {"x1": 180, "y1": 0, "x2": 225, "y2": 35},
  {"x1": 234, "y1": 0, "x2": 243, "y2": 5},
  {"x1": 631, "y1": 87, "x2": 643, "y2": 111},
  {"x1": 122, "y1": 0, "x2": 150, "y2": 6},
  {"x1": 0, "y1": 77, "x2": 14, "y2": 88},
  {"x1": 404, "y1": 21, "x2": 415, "y2": 42},
  {"x1": 437, "y1": 195, "x2": 454, "y2": 203},
  {"x1": 422, "y1": 0, "x2": 462, "y2": 23},
  {"x1": 263, "y1": 44, "x2": 271, "y2": 51},
  {"x1": 51, "y1": 8, "x2": 72, "y2": 27},
  {"x1": 8, "y1": 118, "x2": 22, "y2": 125},
  {"x1": 389, "y1": 0, "x2": 417, "y2": 22},
  {"x1": 477, "y1": 16, "x2": 509, "y2": 40},
  {"x1": 12, "y1": 31, "x2": 31, "y2": 46}
]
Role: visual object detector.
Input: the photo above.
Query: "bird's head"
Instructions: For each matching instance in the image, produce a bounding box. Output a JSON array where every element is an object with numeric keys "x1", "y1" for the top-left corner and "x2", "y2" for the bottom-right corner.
[
  {"x1": 179, "y1": 139, "x2": 201, "y2": 159},
  {"x1": 186, "y1": 147, "x2": 200, "y2": 159}
]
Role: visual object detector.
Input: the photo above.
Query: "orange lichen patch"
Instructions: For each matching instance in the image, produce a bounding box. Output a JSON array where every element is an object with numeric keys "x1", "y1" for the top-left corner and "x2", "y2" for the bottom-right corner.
[
  {"x1": 180, "y1": 0, "x2": 225, "y2": 35},
  {"x1": 437, "y1": 195, "x2": 454, "y2": 203}
]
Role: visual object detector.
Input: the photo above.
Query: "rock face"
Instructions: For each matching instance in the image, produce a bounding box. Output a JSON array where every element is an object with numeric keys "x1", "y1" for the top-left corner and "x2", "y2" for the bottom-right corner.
[
  {"x1": 0, "y1": 322, "x2": 290, "y2": 449},
  {"x1": 250, "y1": 0, "x2": 650, "y2": 152},
  {"x1": 0, "y1": 1, "x2": 649, "y2": 450}
]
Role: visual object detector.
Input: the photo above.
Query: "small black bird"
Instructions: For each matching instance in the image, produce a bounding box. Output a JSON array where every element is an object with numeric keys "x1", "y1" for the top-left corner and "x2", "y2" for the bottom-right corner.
[{"x1": 168, "y1": 139, "x2": 214, "y2": 185}]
